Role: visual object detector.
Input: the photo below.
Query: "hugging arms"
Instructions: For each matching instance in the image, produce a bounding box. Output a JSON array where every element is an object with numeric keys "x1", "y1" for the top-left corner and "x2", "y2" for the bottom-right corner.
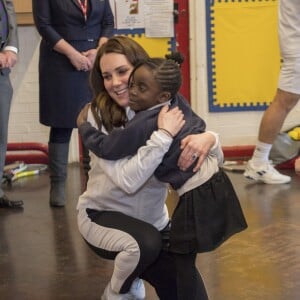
[{"x1": 78, "y1": 99, "x2": 219, "y2": 176}]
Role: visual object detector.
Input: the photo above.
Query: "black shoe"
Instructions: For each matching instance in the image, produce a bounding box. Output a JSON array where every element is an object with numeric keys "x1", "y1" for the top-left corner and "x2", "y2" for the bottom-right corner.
[{"x1": 0, "y1": 194, "x2": 24, "y2": 208}]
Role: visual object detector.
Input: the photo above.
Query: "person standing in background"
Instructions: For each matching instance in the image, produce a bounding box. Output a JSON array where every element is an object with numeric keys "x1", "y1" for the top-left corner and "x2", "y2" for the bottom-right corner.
[
  {"x1": 0, "y1": 0, "x2": 23, "y2": 208},
  {"x1": 32, "y1": 0, "x2": 114, "y2": 207},
  {"x1": 244, "y1": 0, "x2": 300, "y2": 184}
]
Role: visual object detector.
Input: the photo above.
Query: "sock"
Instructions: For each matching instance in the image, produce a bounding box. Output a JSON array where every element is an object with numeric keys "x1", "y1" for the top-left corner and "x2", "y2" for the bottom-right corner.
[{"x1": 251, "y1": 141, "x2": 273, "y2": 166}]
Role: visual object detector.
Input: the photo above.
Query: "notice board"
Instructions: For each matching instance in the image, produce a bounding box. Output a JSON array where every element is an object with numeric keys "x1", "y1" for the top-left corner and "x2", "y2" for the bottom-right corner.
[{"x1": 206, "y1": 0, "x2": 280, "y2": 112}]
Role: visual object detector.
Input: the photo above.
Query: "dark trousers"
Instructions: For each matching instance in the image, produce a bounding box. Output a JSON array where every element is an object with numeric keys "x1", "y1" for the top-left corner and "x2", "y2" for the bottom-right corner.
[
  {"x1": 84, "y1": 209, "x2": 163, "y2": 294},
  {"x1": 141, "y1": 251, "x2": 208, "y2": 300},
  {"x1": 0, "y1": 69, "x2": 12, "y2": 197},
  {"x1": 49, "y1": 127, "x2": 73, "y2": 143}
]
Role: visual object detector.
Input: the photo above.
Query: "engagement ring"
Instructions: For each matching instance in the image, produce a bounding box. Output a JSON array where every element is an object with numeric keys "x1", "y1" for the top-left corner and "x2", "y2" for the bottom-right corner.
[{"x1": 191, "y1": 153, "x2": 198, "y2": 161}]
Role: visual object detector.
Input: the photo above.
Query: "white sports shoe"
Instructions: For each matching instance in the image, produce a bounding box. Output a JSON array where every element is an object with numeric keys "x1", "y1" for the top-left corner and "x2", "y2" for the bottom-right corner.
[
  {"x1": 129, "y1": 278, "x2": 146, "y2": 300},
  {"x1": 101, "y1": 282, "x2": 134, "y2": 300},
  {"x1": 244, "y1": 160, "x2": 291, "y2": 184}
]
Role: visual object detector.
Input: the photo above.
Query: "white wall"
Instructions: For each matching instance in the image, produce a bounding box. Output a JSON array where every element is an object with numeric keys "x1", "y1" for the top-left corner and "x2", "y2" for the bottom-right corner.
[
  {"x1": 9, "y1": 27, "x2": 43, "y2": 142},
  {"x1": 8, "y1": 3, "x2": 300, "y2": 164}
]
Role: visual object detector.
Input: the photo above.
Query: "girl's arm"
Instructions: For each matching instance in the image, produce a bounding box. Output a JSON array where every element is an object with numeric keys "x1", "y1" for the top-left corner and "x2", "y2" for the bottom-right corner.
[
  {"x1": 87, "y1": 106, "x2": 185, "y2": 193},
  {"x1": 78, "y1": 120, "x2": 141, "y2": 159},
  {"x1": 79, "y1": 106, "x2": 184, "y2": 160}
]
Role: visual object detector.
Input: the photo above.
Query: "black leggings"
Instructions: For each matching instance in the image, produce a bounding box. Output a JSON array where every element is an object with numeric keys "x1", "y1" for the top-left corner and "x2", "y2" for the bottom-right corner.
[
  {"x1": 83, "y1": 209, "x2": 162, "y2": 294},
  {"x1": 81, "y1": 208, "x2": 208, "y2": 299},
  {"x1": 141, "y1": 251, "x2": 208, "y2": 300},
  {"x1": 174, "y1": 253, "x2": 208, "y2": 300},
  {"x1": 140, "y1": 222, "x2": 208, "y2": 299},
  {"x1": 49, "y1": 127, "x2": 73, "y2": 143}
]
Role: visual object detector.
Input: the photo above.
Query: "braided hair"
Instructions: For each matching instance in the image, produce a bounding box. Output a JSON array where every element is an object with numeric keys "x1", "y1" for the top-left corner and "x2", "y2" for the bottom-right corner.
[{"x1": 129, "y1": 55, "x2": 183, "y2": 99}]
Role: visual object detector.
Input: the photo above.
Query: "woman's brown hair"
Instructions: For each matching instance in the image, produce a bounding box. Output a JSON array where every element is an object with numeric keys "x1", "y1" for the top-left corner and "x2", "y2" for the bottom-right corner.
[{"x1": 89, "y1": 36, "x2": 149, "y2": 132}]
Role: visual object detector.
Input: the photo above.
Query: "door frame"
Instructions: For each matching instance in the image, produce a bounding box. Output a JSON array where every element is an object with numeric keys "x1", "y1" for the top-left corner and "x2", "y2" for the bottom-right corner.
[{"x1": 175, "y1": 0, "x2": 190, "y2": 102}]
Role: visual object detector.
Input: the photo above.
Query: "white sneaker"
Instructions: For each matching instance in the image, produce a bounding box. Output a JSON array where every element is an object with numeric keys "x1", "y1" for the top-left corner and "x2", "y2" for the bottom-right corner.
[
  {"x1": 129, "y1": 278, "x2": 146, "y2": 300},
  {"x1": 101, "y1": 282, "x2": 134, "y2": 300},
  {"x1": 244, "y1": 160, "x2": 291, "y2": 184}
]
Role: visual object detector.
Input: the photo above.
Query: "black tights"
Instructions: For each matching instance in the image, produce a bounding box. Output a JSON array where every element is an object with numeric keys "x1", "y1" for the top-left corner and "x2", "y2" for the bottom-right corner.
[
  {"x1": 174, "y1": 253, "x2": 209, "y2": 300},
  {"x1": 49, "y1": 127, "x2": 73, "y2": 143},
  {"x1": 141, "y1": 251, "x2": 208, "y2": 300}
]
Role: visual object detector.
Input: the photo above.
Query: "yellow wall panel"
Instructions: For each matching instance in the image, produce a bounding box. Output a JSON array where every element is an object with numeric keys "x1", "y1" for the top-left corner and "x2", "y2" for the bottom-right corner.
[{"x1": 207, "y1": 0, "x2": 280, "y2": 111}]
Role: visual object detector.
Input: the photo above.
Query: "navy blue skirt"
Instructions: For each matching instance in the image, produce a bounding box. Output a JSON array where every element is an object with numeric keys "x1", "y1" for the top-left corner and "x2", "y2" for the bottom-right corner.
[
  {"x1": 38, "y1": 39, "x2": 97, "y2": 128},
  {"x1": 169, "y1": 169, "x2": 248, "y2": 254}
]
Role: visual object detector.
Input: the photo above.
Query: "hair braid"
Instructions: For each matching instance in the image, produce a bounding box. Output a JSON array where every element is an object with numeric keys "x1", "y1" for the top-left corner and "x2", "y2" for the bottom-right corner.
[{"x1": 131, "y1": 57, "x2": 182, "y2": 98}]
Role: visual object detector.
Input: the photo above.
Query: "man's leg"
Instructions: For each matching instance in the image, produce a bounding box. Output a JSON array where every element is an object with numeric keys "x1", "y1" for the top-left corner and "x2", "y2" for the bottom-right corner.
[
  {"x1": 258, "y1": 89, "x2": 299, "y2": 144},
  {"x1": 245, "y1": 0, "x2": 300, "y2": 184},
  {"x1": 244, "y1": 89, "x2": 299, "y2": 184},
  {"x1": 0, "y1": 72, "x2": 23, "y2": 208}
]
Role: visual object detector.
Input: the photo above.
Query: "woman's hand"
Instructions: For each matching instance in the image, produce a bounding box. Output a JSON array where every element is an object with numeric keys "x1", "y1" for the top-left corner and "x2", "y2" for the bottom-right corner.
[
  {"x1": 82, "y1": 49, "x2": 97, "y2": 70},
  {"x1": 77, "y1": 103, "x2": 90, "y2": 127},
  {"x1": 54, "y1": 39, "x2": 91, "y2": 71},
  {"x1": 177, "y1": 132, "x2": 216, "y2": 172},
  {"x1": 69, "y1": 51, "x2": 92, "y2": 71},
  {"x1": 158, "y1": 106, "x2": 185, "y2": 137}
]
